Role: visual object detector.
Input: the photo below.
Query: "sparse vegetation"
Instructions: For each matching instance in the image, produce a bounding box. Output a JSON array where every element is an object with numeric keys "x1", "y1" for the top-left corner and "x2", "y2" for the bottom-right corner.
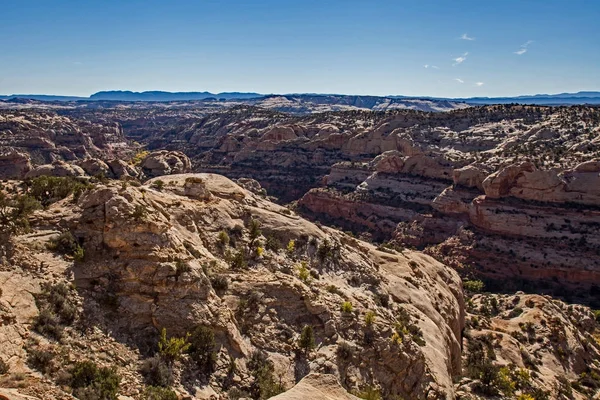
[
  {"x1": 142, "y1": 386, "x2": 178, "y2": 400},
  {"x1": 341, "y1": 301, "x2": 353, "y2": 313},
  {"x1": 141, "y1": 356, "x2": 173, "y2": 388},
  {"x1": 71, "y1": 360, "x2": 121, "y2": 400},
  {"x1": 298, "y1": 325, "x2": 316, "y2": 354},
  {"x1": 247, "y1": 350, "x2": 285, "y2": 399},
  {"x1": 157, "y1": 328, "x2": 190, "y2": 365},
  {"x1": 47, "y1": 231, "x2": 85, "y2": 261},
  {"x1": 32, "y1": 283, "x2": 77, "y2": 340},
  {"x1": 189, "y1": 325, "x2": 216, "y2": 375}
]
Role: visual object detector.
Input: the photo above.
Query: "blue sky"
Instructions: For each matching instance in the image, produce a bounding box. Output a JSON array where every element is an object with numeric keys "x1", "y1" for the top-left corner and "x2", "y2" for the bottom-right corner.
[{"x1": 1, "y1": 0, "x2": 599, "y2": 97}]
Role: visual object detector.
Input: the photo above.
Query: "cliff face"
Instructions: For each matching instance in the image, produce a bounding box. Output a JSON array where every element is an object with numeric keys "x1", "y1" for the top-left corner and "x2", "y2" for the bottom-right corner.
[
  {"x1": 0, "y1": 174, "x2": 464, "y2": 399},
  {"x1": 0, "y1": 111, "x2": 131, "y2": 178}
]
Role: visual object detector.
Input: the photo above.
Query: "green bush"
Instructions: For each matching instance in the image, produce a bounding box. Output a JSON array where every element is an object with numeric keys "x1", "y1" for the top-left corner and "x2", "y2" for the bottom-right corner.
[
  {"x1": 229, "y1": 250, "x2": 247, "y2": 270},
  {"x1": 189, "y1": 325, "x2": 216, "y2": 375},
  {"x1": 47, "y1": 231, "x2": 84, "y2": 261},
  {"x1": 354, "y1": 386, "x2": 382, "y2": 400},
  {"x1": 33, "y1": 282, "x2": 77, "y2": 340},
  {"x1": 27, "y1": 347, "x2": 54, "y2": 373},
  {"x1": 71, "y1": 360, "x2": 121, "y2": 400},
  {"x1": 141, "y1": 356, "x2": 173, "y2": 387},
  {"x1": 299, "y1": 325, "x2": 315, "y2": 353},
  {"x1": 27, "y1": 176, "x2": 91, "y2": 206},
  {"x1": 464, "y1": 279, "x2": 485, "y2": 293},
  {"x1": 0, "y1": 192, "x2": 41, "y2": 234},
  {"x1": 247, "y1": 350, "x2": 285, "y2": 399},
  {"x1": 210, "y1": 275, "x2": 229, "y2": 292},
  {"x1": 336, "y1": 341, "x2": 354, "y2": 361},
  {"x1": 142, "y1": 386, "x2": 178, "y2": 400},
  {"x1": 157, "y1": 328, "x2": 190, "y2": 365},
  {"x1": 218, "y1": 230, "x2": 230, "y2": 247},
  {"x1": 341, "y1": 301, "x2": 353, "y2": 313},
  {"x1": 151, "y1": 180, "x2": 165, "y2": 191}
]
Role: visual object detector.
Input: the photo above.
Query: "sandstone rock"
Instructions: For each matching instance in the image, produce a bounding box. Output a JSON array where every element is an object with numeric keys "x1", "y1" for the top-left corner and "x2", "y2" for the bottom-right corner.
[
  {"x1": 140, "y1": 150, "x2": 191, "y2": 178},
  {"x1": 24, "y1": 160, "x2": 85, "y2": 178},
  {"x1": 0, "y1": 148, "x2": 31, "y2": 179},
  {"x1": 452, "y1": 164, "x2": 489, "y2": 191},
  {"x1": 270, "y1": 373, "x2": 360, "y2": 400},
  {"x1": 79, "y1": 158, "x2": 113, "y2": 178},
  {"x1": 372, "y1": 151, "x2": 453, "y2": 181},
  {"x1": 106, "y1": 159, "x2": 139, "y2": 179}
]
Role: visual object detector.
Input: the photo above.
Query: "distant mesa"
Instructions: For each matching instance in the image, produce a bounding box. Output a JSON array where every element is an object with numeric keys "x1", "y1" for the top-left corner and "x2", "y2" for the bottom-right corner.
[
  {"x1": 1, "y1": 90, "x2": 600, "y2": 105},
  {"x1": 89, "y1": 90, "x2": 263, "y2": 101}
]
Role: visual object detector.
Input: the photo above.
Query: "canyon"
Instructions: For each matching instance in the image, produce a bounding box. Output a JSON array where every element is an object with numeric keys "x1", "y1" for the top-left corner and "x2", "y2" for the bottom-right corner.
[{"x1": 0, "y1": 100, "x2": 599, "y2": 399}]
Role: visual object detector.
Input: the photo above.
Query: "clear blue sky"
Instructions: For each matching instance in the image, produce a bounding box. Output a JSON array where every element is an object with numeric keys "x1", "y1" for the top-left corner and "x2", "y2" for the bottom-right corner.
[{"x1": 1, "y1": 0, "x2": 599, "y2": 97}]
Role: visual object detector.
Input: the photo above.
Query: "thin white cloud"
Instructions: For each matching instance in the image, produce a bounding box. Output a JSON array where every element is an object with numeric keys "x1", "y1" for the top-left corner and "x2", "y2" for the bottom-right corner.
[
  {"x1": 455, "y1": 78, "x2": 465, "y2": 84},
  {"x1": 424, "y1": 64, "x2": 440, "y2": 69},
  {"x1": 475, "y1": 82, "x2": 484, "y2": 86},
  {"x1": 514, "y1": 40, "x2": 534, "y2": 55},
  {"x1": 453, "y1": 52, "x2": 468, "y2": 66},
  {"x1": 460, "y1": 33, "x2": 475, "y2": 41}
]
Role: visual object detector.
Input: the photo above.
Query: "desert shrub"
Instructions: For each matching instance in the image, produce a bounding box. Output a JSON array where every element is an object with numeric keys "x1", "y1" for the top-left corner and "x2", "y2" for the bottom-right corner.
[
  {"x1": 151, "y1": 180, "x2": 165, "y2": 191},
  {"x1": 0, "y1": 358, "x2": 8, "y2": 375},
  {"x1": 298, "y1": 325, "x2": 315, "y2": 354},
  {"x1": 131, "y1": 150, "x2": 149, "y2": 166},
  {"x1": 218, "y1": 230, "x2": 230, "y2": 248},
  {"x1": 71, "y1": 360, "x2": 121, "y2": 400},
  {"x1": 229, "y1": 250, "x2": 247, "y2": 270},
  {"x1": 227, "y1": 388, "x2": 250, "y2": 400},
  {"x1": 326, "y1": 285, "x2": 344, "y2": 296},
  {"x1": 341, "y1": 301, "x2": 353, "y2": 313},
  {"x1": 33, "y1": 308, "x2": 64, "y2": 339},
  {"x1": 247, "y1": 218, "x2": 262, "y2": 249},
  {"x1": 336, "y1": 341, "x2": 354, "y2": 361},
  {"x1": 317, "y1": 239, "x2": 332, "y2": 263},
  {"x1": 464, "y1": 279, "x2": 485, "y2": 293},
  {"x1": 364, "y1": 311, "x2": 376, "y2": 327},
  {"x1": 354, "y1": 386, "x2": 382, "y2": 400},
  {"x1": 297, "y1": 262, "x2": 310, "y2": 283},
  {"x1": 247, "y1": 350, "x2": 285, "y2": 399},
  {"x1": 158, "y1": 328, "x2": 190, "y2": 365},
  {"x1": 286, "y1": 239, "x2": 295, "y2": 255},
  {"x1": 509, "y1": 307, "x2": 524, "y2": 318},
  {"x1": 255, "y1": 246, "x2": 264, "y2": 257},
  {"x1": 593, "y1": 309, "x2": 600, "y2": 323},
  {"x1": 141, "y1": 356, "x2": 173, "y2": 387},
  {"x1": 210, "y1": 275, "x2": 229, "y2": 292},
  {"x1": 265, "y1": 235, "x2": 281, "y2": 251},
  {"x1": 33, "y1": 283, "x2": 77, "y2": 339},
  {"x1": 373, "y1": 291, "x2": 390, "y2": 308},
  {"x1": 131, "y1": 204, "x2": 148, "y2": 220},
  {"x1": 27, "y1": 176, "x2": 90, "y2": 206},
  {"x1": 27, "y1": 347, "x2": 54, "y2": 373},
  {"x1": 142, "y1": 386, "x2": 178, "y2": 400},
  {"x1": 174, "y1": 259, "x2": 191, "y2": 277},
  {"x1": 189, "y1": 325, "x2": 216, "y2": 375},
  {"x1": 47, "y1": 231, "x2": 84, "y2": 261},
  {"x1": 0, "y1": 192, "x2": 41, "y2": 234}
]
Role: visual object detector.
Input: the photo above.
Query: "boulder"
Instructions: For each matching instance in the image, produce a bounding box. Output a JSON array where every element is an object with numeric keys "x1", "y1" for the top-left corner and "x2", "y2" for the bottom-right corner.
[
  {"x1": 79, "y1": 158, "x2": 113, "y2": 178},
  {"x1": 25, "y1": 160, "x2": 85, "y2": 178},
  {"x1": 140, "y1": 150, "x2": 192, "y2": 178},
  {"x1": 0, "y1": 148, "x2": 31, "y2": 179},
  {"x1": 270, "y1": 373, "x2": 360, "y2": 400},
  {"x1": 452, "y1": 164, "x2": 489, "y2": 191}
]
